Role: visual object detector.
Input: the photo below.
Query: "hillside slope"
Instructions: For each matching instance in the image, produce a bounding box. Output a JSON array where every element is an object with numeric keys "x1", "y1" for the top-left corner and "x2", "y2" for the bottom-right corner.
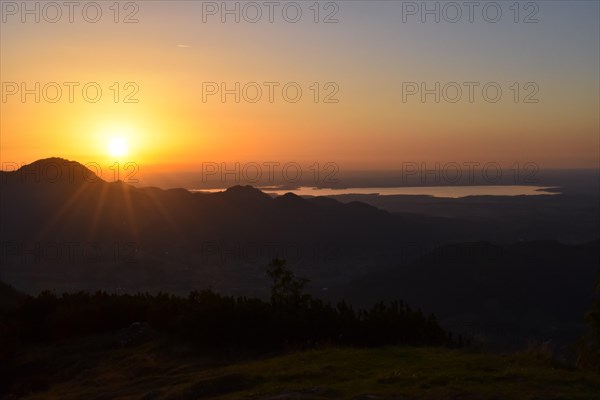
[{"x1": 9, "y1": 337, "x2": 600, "y2": 400}]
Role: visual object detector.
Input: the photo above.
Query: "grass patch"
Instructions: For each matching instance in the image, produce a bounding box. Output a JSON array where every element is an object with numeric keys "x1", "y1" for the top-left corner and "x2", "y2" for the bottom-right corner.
[{"x1": 9, "y1": 340, "x2": 600, "y2": 400}]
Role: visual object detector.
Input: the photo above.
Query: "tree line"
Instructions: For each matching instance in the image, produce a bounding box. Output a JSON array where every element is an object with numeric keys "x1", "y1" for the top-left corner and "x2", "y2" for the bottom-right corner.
[{"x1": 1, "y1": 259, "x2": 454, "y2": 361}]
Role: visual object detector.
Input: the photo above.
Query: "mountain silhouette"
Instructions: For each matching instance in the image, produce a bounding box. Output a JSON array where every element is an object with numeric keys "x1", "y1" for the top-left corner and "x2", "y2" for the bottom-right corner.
[
  {"x1": 336, "y1": 239, "x2": 600, "y2": 347},
  {"x1": 1, "y1": 157, "x2": 101, "y2": 186},
  {"x1": 1, "y1": 158, "x2": 599, "y2": 347},
  {"x1": 1, "y1": 158, "x2": 458, "y2": 295}
]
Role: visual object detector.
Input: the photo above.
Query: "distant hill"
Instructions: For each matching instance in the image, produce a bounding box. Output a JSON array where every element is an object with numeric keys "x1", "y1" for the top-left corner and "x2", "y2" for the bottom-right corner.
[
  {"x1": 326, "y1": 188, "x2": 600, "y2": 243},
  {"x1": 0, "y1": 157, "x2": 100, "y2": 186},
  {"x1": 334, "y1": 240, "x2": 600, "y2": 348},
  {"x1": 0, "y1": 158, "x2": 487, "y2": 294}
]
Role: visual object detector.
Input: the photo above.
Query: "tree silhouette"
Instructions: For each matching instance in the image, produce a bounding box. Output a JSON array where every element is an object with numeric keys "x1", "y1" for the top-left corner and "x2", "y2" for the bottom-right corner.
[{"x1": 265, "y1": 258, "x2": 310, "y2": 309}]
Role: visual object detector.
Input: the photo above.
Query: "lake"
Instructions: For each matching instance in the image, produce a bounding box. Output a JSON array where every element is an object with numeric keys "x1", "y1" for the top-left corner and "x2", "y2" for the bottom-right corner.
[{"x1": 192, "y1": 185, "x2": 560, "y2": 198}]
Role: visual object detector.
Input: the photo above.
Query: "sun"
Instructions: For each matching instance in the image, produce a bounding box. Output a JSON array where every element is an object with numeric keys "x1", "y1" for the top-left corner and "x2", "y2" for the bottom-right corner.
[{"x1": 107, "y1": 136, "x2": 129, "y2": 157}]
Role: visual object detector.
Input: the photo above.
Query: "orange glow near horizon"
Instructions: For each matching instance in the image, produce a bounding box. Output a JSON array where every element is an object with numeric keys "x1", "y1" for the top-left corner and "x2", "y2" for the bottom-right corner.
[{"x1": 1, "y1": 2, "x2": 598, "y2": 171}]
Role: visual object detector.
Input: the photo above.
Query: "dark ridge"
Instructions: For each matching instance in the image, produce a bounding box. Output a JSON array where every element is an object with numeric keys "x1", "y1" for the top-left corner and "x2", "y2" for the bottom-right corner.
[
  {"x1": 274, "y1": 192, "x2": 306, "y2": 204},
  {"x1": 307, "y1": 196, "x2": 341, "y2": 207},
  {"x1": 2, "y1": 157, "x2": 102, "y2": 185}
]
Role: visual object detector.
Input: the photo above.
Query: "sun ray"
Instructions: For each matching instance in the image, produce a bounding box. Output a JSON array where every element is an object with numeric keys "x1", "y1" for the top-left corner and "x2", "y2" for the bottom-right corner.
[
  {"x1": 36, "y1": 181, "x2": 93, "y2": 242},
  {"x1": 86, "y1": 181, "x2": 110, "y2": 242},
  {"x1": 118, "y1": 181, "x2": 140, "y2": 245}
]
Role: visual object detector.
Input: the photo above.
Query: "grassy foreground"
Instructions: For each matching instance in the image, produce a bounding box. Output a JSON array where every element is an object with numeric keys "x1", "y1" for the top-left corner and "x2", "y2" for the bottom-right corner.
[{"x1": 11, "y1": 335, "x2": 600, "y2": 400}]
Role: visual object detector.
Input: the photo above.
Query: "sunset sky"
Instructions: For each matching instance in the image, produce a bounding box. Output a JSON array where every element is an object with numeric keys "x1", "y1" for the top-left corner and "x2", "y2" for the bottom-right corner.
[{"x1": 1, "y1": 1, "x2": 599, "y2": 173}]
